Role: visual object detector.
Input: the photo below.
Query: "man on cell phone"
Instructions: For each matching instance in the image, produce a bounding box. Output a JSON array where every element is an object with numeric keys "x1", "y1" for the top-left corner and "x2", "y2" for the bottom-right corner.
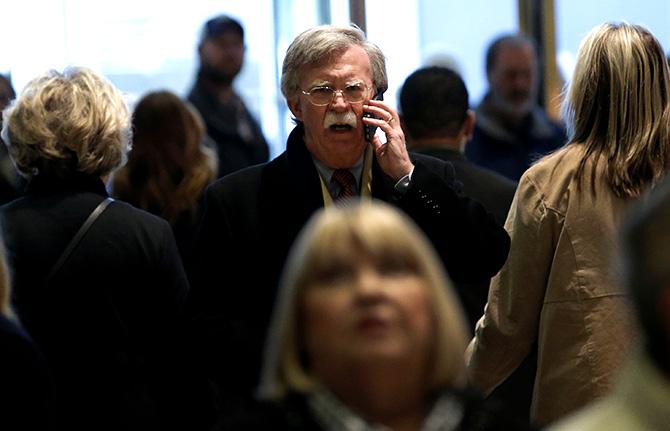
[{"x1": 187, "y1": 24, "x2": 510, "y2": 413}]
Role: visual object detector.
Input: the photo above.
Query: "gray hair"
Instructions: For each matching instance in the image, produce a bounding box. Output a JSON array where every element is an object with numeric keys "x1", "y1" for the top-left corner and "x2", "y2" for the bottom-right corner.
[
  {"x1": 280, "y1": 25, "x2": 388, "y2": 100},
  {"x1": 2, "y1": 67, "x2": 131, "y2": 179}
]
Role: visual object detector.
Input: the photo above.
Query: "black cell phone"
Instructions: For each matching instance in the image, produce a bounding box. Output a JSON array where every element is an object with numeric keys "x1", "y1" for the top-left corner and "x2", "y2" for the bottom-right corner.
[{"x1": 364, "y1": 89, "x2": 385, "y2": 142}]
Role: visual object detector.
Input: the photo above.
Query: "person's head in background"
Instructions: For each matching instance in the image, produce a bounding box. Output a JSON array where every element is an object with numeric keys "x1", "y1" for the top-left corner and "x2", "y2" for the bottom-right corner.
[
  {"x1": 622, "y1": 176, "x2": 670, "y2": 376},
  {"x1": 563, "y1": 22, "x2": 670, "y2": 200},
  {"x1": 197, "y1": 14, "x2": 245, "y2": 87},
  {"x1": 485, "y1": 34, "x2": 538, "y2": 120},
  {"x1": 400, "y1": 66, "x2": 474, "y2": 153},
  {"x1": 259, "y1": 201, "x2": 469, "y2": 428},
  {"x1": 281, "y1": 25, "x2": 388, "y2": 169},
  {"x1": 112, "y1": 90, "x2": 216, "y2": 224},
  {"x1": 0, "y1": 74, "x2": 16, "y2": 124},
  {"x1": 1, "y1": 67, "x2": 131, "y2": 182}
]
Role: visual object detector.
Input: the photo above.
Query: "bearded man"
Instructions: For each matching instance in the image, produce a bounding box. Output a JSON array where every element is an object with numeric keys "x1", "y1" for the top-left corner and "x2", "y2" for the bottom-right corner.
[
  {"x1": 465, "y1": 34, "x2": 566, "y2": 181},
  {"x1": 188, "y1": 15, "x2": 270, "y2": 177}
]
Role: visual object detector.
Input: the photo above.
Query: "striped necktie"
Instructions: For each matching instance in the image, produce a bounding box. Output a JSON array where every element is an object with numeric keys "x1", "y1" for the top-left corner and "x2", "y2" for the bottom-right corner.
[{"x1": 331, "y1": 169, "x2": 356, "y2": 201}]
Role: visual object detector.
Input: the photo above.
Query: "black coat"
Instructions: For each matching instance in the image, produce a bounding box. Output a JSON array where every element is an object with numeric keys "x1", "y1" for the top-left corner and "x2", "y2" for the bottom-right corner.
[
  {"x1": 0, "y1": 173, "x2": 198, "y2": 431},
  {"x1": 411, "y1": 146, "x2": 534, "y2": 427},
  {"x1": 0, "y1": 315, "x2": 52, "y2": 430},
  {"x1": 220, "y1": 388, "x2": 535, "y2": 431},
  {"x1": 188, "y1": 80, "x2": 270, "y2": 178},
  {"x1": 410, "y1": 145, "x2": 516, "y2": 328},
  {"x1": 187, "y1": 124, "x2": 510, "y2": 404},
  {"x1": 411, "y1": 146, "x2": 517, "y2": 226}
]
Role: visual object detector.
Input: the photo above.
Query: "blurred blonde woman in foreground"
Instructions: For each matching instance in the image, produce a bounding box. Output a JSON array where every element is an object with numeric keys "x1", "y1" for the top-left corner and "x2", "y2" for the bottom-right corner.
[{"x1": 242, "y1": 201, "x2": 528, "y2": 431}]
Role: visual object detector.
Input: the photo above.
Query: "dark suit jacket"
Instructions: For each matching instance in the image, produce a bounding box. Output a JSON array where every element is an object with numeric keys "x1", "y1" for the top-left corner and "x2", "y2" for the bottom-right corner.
[
  {"x1": 410, "y1": 145, "x2": 516, "y2": 331},
  {"x1": 187, "y1": 124, "x2": 510, "y2": 402},
  {"x1": 412, "y1": 146, "x2": 517, "y2": 226},
  {"x1": 0, "y1": 315, "x2": 52, "y2": 431},
  {"x1": 0, "y1": 173, "x2": 198, "y2": 431},
  {"x1": 188, "y1": 80, "x2": 270, "y2": 178}
]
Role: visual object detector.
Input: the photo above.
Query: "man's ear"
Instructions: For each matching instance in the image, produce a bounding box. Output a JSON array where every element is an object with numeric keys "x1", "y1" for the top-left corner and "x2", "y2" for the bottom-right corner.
[
  {"x1": 288, "y1": 97, "x2": 303, "y2": 121},
  {"x1": 463, "y1": 110, "x2": 475, "y2": 141},
  {"x1": 399, "y1": 117, "x2": 414, "y2": 147}
]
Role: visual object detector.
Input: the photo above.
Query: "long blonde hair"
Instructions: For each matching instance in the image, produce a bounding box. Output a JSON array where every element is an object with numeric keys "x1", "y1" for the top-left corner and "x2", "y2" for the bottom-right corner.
[{"x1": 563, "y1": 22, "x2": 670, "y2": 198}]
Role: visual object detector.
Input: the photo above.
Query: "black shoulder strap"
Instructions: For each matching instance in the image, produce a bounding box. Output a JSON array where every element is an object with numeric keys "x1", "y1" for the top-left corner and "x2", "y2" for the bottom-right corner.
[{"x1": 46, "y1": 197, "x2": 114, "y2": 280}]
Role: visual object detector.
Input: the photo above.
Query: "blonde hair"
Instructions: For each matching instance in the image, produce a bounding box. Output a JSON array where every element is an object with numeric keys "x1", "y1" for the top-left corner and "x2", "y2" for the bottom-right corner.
[
  {"x1": 563, "y1": 22, "x2": 670, "y2": 198},
  {"x1": 112, "y1": 90, "x2": 216, "y2": 225},
  {"x1": 258, "y1": 201, "x2": 469, "y2": 400},
  {"x1": 2, "y1": 67, "x2": 131, "y2": 179},
  {"x1": 280, "y1": 24, "x2": 388, "y2": 100}
]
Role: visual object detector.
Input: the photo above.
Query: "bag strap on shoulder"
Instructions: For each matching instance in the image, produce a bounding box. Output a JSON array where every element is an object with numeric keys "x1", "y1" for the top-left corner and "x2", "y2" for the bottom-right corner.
[{"x1": 47, "y1": 197, "x2": 115, "y2": 280}]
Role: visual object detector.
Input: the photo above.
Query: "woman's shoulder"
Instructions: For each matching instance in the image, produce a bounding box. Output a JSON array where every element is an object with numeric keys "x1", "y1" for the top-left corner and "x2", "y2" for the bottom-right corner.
[
  {"x1": 517, "y1": 145, "x2": 587, "y2": 205},
  {"x1": 106, "y1": 198, "x2": 172, "y2": 230},
  {"x1": 526, "y1": 145, "x2": 584, "y2": 180}
]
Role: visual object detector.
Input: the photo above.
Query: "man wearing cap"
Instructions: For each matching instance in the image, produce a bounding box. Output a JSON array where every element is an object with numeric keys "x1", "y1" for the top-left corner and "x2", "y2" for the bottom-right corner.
[
  {"x1": 188, "y1": 15, "x2": 270, "y2": 178},
  {"x1": 187, "y1": 25, "x2": 510, "y2": 410}
]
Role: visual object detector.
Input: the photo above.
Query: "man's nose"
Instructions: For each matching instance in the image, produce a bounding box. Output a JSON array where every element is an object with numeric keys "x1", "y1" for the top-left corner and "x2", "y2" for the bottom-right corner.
[{"x1": 330, "y1": 90, "x2": 349, "y2": 110}]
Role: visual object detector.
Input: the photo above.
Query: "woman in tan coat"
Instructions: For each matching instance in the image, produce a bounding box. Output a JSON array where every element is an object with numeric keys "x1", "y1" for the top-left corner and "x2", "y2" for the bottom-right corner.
[{"x1": 466, "y1": 22, "x2": 670, "y2": 427}]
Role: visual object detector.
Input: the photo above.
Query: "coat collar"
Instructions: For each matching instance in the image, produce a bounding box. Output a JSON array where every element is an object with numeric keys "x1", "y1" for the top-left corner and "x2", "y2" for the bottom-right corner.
[
  {"x1": 280, "y1": 123, "x2": 396, "y2": 204},
  {"x1": 26, "y1": 172, "x2": 108, "y2": 197}
]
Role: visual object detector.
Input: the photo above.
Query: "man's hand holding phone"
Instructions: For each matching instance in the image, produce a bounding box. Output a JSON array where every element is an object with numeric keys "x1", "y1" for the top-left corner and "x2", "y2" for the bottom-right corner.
[{"x1": 362, "y1": 96, "x2": 414, "y2": 182}]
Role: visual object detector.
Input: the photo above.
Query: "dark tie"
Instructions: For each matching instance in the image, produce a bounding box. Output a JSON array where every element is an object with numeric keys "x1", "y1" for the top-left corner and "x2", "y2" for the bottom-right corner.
[{"x1": 331, "y1": 169, "x2": 356, "y2": 201}]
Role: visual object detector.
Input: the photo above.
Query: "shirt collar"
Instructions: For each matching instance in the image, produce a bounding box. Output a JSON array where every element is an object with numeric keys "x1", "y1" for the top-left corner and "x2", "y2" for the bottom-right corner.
[
  {"x1": 312, "y1": 153, "x2": 365, "y2": 197},
  {"x1": 306, "y1": 386, "x2": 464, "y2": 431}
]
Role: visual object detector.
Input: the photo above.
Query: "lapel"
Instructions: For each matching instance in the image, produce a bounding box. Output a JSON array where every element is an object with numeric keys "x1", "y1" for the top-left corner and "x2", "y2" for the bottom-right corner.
[
  {"x1": 257, "y1": 124, "x2": 325, "y2": 277},
  {"x1": 255, "y1": 125, "x2": 417, "y2": 282}
]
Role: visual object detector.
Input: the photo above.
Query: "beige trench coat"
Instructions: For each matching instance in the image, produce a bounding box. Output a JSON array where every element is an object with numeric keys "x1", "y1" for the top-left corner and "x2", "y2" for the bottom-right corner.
[{"x1": 466, "y1": 145, "x2": 638, "y2": 426}]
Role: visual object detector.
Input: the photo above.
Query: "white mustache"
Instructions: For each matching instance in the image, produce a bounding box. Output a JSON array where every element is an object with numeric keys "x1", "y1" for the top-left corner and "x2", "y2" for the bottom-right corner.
[{"x1": 323, "y1": 111, "x2": 358, "y2": 129}]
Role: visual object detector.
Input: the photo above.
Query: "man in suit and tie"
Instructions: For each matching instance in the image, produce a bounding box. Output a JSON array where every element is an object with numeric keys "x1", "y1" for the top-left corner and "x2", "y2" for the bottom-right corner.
[{"x1": 187, "y1": 25, "x2": 510, "y2": 413}]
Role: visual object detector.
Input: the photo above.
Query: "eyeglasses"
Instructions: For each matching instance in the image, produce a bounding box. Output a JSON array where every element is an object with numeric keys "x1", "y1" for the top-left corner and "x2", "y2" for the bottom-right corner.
[{"x1": 301, "y1": 82, "x2": 370, "y2": 106}]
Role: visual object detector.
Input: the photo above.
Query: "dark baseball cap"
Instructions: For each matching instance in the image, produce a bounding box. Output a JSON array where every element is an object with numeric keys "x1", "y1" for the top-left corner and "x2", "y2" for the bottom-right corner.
[{"x1": 200, "y1": 15, "x2": 244, "y2": 42}]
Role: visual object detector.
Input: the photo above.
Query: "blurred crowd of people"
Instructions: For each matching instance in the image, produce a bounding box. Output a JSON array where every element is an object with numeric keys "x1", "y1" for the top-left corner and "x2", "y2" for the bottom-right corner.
[{"x1": 1, "y1": 13, "x2": 669, "y2": 431}]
